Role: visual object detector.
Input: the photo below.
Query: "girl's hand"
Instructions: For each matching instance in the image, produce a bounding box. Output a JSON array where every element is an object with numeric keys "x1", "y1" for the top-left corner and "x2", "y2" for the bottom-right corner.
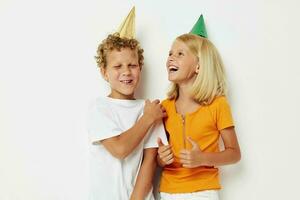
[
  {"x1": 179, "y1": 137, "x2": 207, "y2": 168},
  {"x1": 157, "y1": 137, "x2": 174, "y2": 167}
]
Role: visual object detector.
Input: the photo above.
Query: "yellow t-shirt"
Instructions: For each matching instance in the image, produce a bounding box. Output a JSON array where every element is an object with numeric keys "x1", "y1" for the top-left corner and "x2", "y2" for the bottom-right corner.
[{"x1": 159, "y1": 96, "x2": 234, "y2": 193}]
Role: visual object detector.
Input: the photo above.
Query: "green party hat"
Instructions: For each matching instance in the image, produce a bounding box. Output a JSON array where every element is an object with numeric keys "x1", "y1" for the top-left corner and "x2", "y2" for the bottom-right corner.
[{"x1": 190, "y1": 14, "x2": 208, "y2": 38}]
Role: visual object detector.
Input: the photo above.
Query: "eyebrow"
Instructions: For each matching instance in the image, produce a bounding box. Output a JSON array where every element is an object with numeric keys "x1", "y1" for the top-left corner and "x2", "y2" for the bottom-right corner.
[{"x1": 171, "y1": 48, "x2": 185, "y2": 51}]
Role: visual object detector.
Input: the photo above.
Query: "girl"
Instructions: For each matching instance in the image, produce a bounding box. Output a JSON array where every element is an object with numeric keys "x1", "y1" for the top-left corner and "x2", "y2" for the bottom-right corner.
[{"x1": 157, "y1": 32, "x2": 241, "y2": 200}]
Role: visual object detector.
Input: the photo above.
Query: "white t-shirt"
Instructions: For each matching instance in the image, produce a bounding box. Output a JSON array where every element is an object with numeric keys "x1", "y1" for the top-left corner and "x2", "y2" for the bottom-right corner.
[{"x1": 87, "y1": 96, "x2": 168, "y2": 200}]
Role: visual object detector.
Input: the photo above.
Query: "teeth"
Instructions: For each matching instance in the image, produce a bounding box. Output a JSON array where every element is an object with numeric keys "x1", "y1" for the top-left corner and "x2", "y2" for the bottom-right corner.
[
  {"x1": 120, "y1": 80, "x2": 132, "y2": 84},
  {"x1": 169, "y1": 65, "x2": 178, "y2": 71}
]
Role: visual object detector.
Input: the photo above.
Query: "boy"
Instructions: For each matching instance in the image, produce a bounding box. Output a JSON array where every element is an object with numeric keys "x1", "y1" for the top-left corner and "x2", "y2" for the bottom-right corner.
[{"x1": 88, "y1": 7, "x2": 168, "y2": 200}]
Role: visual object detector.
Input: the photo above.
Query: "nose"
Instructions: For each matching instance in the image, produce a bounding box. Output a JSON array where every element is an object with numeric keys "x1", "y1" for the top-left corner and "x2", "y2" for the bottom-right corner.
[
  {"x1": 168, "y1": 54, "x2": 175, "y2": 61},
  {"x1": 122, "y1": 66, "x2": 131, "y2": 76},
  {"x1": 167, "y1": 55, "x2": 175, "y2": 66}
]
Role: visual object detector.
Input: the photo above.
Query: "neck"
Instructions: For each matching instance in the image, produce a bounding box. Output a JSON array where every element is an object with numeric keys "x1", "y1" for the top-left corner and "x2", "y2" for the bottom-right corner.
[
  {"x1": 177, "y1": 84, "x2": 194, "y2": 104},
  {"x1": 109, "y1": 92, "x2": 135, "y2": 100},
  {"x1": 176, "y1": 76, "x2": 195, "y2": 100},
  {"x1": 175, "y1": 84, "x2": 201, "y2": 116}
]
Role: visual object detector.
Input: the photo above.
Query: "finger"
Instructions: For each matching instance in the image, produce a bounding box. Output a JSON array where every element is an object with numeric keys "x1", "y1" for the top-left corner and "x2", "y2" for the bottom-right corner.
[
  {"x1": 145, "y1": 99, "x2": 150, "y2": 105},
  {"x1": 162, "y1": 153, "x2": 174, "y2": 163},
  {"x1": 186, "y1": 137, "x2": 199, "y2": 150},
  {"x1": 162, "y1": 112, "x2": 168, "y2": 118},
  {"x1": 165, "y1": 158, "x2": 174, "y2": 165},
  {"x1": 157, "y1": 137, "x2": 164, "y2": 147},
  {"x1": 179, "y1": 151, "x2": 191, "y2": 160},
  {"x1": 159, "y1": 105, "x2": 166, "y2": 111},
  {"x1": 152, "y1": 99, "x2": 160, "y2": 104},
  {"x1": 179, "y1": 153, "x2": 188, "y2": 160},
  {"x1": 180, "y1": 149, "x2": 189, "y2": 154},
  {"x1": 159, "y1": 147, "x2": 173, "y2": 159},
  {"x1": 182, "y1": 164, "x2": 194, "y2": 168},
  {"x1": 180, "y1": 159, "x2": 190, "y2": 165},
  {"x1": 158, "y1": 145, "x2": 172, "y2": 154},
  {"x1": 160, "y1": 149, "x2": 172, "y2": 158}
]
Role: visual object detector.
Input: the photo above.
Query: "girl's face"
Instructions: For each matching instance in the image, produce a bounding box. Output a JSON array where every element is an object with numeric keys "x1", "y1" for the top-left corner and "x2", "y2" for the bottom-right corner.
[
  {"x1": 166, "y1": 40, "x2": 199, "y2": 85},
  {"x1": 102, "y1": 48, "x2": 141, "y2": 99}
]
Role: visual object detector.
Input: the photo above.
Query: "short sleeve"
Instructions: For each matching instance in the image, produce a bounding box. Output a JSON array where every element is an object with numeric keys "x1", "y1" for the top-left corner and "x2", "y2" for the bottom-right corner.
[
  {"x1": 144, "y1": 120, "x2": 169, "y2": 149},
  {"x1": 216, "y1": 97, "x2": 234, "y2": 130},
  {"x1": 87, "y1": 102, "x2": 122, "y2": 143}
]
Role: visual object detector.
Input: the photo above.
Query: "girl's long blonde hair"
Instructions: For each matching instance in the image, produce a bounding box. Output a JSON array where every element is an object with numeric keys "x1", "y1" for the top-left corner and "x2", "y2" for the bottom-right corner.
[{"x1": 167, "y1": 34, "x2": 227, "y2": 105}]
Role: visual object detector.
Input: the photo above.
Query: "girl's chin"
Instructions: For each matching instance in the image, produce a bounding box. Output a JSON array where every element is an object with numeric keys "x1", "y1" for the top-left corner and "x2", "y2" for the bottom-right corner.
[{"x1": 168, "y1": 76, "x2": 179, "y2": 82}]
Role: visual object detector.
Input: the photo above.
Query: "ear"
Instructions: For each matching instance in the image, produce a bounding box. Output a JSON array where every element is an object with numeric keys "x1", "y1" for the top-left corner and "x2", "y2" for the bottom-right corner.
[
  {"x1": 100, "y1": 66, "x2": 109, "y2": 82},
  {"x1": 195, "y1": 64, "x2": 200, "y2": 74}
]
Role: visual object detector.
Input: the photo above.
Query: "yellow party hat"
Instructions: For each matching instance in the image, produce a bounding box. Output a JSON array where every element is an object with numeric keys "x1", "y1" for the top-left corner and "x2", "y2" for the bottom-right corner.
[{"x1": 117, "y1": 6, "x2": 135, "y2": 39}]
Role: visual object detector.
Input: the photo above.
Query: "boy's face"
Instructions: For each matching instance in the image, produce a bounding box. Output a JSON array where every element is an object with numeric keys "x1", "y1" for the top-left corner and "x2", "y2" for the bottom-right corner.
[
  {"x1": 101, "y1": 48, "x2": 141, "y2": 99},
  {"x1": 166, "y1": 40, "x2": 199, "y2": 85}
]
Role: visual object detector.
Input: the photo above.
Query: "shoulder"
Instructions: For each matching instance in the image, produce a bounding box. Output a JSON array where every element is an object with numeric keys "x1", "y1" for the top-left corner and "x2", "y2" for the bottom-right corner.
[
  {"x1": 210, "y1": 96, "x2": 230, "y2": 107},
  {"x1": 207, "y1": 96, "x2": 232, "y2": 117},
  {"x1": 88, "y1": 97, "x2": 113, "y2": 117},
  {"x1": 134, "y1": 99, "x2": 145, "y2": 107},
  {"x1": 161, "y1": 98, "x2": 173, "y2": 109},
  {"x1": 206, "y1": 96, "x2": 231, "y2": 113},
  {"x1": 90, "y1": 97, "x2": 109, "y2": 109}
]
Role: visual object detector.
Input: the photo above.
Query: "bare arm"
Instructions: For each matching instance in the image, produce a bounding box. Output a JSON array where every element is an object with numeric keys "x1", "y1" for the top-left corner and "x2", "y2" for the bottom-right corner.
[
  {"x1": 203, "y1": 127, "x2": 241, "y2": 166},
  {"x1": 179, "y1": 127, "x2": 241, "y2": 168},
  {"x1": 130, "y1": 148, "x2": 157, "y2": 200},
  {"x1": 99, "y1": 115, "x2": 154, "y2": 159},
  {"x1": 94, "y1": 100, "x2": 166, "y2": 159}
]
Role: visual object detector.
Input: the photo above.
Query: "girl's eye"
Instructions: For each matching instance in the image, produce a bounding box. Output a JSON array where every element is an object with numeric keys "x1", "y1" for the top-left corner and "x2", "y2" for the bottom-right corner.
[
  {"x1": 178, "y1": 52, "x2": 184, "y2": 56},
  {"x1": 168, "y1": 52, "x2": 173, "y2": 56}
]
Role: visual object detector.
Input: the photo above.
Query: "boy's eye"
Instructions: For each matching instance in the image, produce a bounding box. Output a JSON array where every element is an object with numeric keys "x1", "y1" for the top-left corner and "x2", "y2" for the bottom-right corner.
[
  {"x1": 129, "y1": 64, "x2": 138, "y2": 68},
  {"x1": 114, "y1": 65, "x2": 121, "y2": 69}
]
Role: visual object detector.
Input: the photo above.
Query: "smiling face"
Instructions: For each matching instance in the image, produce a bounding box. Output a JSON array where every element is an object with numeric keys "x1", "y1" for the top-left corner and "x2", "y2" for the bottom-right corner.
[
  {"x1": 166, "y1": 39, "x2": 199, "y2": 86},
  {"x1": 101, "y1": 47, "x2": 141, "y2": 99}
]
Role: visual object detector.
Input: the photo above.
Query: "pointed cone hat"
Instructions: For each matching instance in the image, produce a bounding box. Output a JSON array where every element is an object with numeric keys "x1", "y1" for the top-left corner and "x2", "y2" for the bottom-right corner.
[
  {"x1": 190, "y1": 15, "x2": 208, "y2": 38},
  {"x1": 117, "y1": 6, "x2": 135, "y2": 39}
]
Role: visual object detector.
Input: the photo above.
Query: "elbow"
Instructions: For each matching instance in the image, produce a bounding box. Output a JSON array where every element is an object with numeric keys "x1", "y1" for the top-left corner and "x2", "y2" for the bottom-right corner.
[
  {"x1": 110, "y1": 145, "x2": 129, "y2": 160},
  {"x1": 238, "y1": 151, "x2": 242, "y2": 162},
  {"x1": 234, "y1": 149, "x2": 242, "y2": 163},
  {"x1": 114, "y1": 153, "x2": 127, "y2": 160},
  {"x1": 101, "y1": 137, "x2": 130, "y2": 160},
  {"x1": 229, "y1": 146, "x2": 241, "y2": 164}
]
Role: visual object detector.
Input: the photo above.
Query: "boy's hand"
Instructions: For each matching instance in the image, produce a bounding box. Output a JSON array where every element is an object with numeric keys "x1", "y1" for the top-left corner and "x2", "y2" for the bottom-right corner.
[
  {"x1": 143, "y1": 99, "x2": 167, "y2": 124},
  {"x1": 179, "y1": 137, "x2": 207, "y2": 168},
  {"x1": 157, "y1": 137, "x2": 174, "y2": 166}
]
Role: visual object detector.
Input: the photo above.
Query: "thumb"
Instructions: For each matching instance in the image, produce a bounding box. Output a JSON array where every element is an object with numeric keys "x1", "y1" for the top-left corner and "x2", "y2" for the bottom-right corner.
[
  {"x1": 152, "y1": 99, "x2": 160, "y2": 104},
  {"x1": 186, "y1": 137, "x2": 199, "y2": 150},
  {"x1": 157, "y1": 137, "x2": 165, "y2": 147}
]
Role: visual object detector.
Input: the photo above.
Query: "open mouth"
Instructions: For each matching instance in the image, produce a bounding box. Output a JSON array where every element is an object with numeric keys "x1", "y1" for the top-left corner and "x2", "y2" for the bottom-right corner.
[
  {"x1": 120, "y1": 80, "x2": 133, "y2": 84},
  {"x1": 169, "y1": 65, "x2": 179, "y2": 72}
]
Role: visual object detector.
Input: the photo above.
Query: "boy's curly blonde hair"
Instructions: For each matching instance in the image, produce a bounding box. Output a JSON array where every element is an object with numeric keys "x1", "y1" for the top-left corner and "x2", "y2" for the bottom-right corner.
[{"x1": 95, "y1": 33, "x2": 144, "y2": 69}]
